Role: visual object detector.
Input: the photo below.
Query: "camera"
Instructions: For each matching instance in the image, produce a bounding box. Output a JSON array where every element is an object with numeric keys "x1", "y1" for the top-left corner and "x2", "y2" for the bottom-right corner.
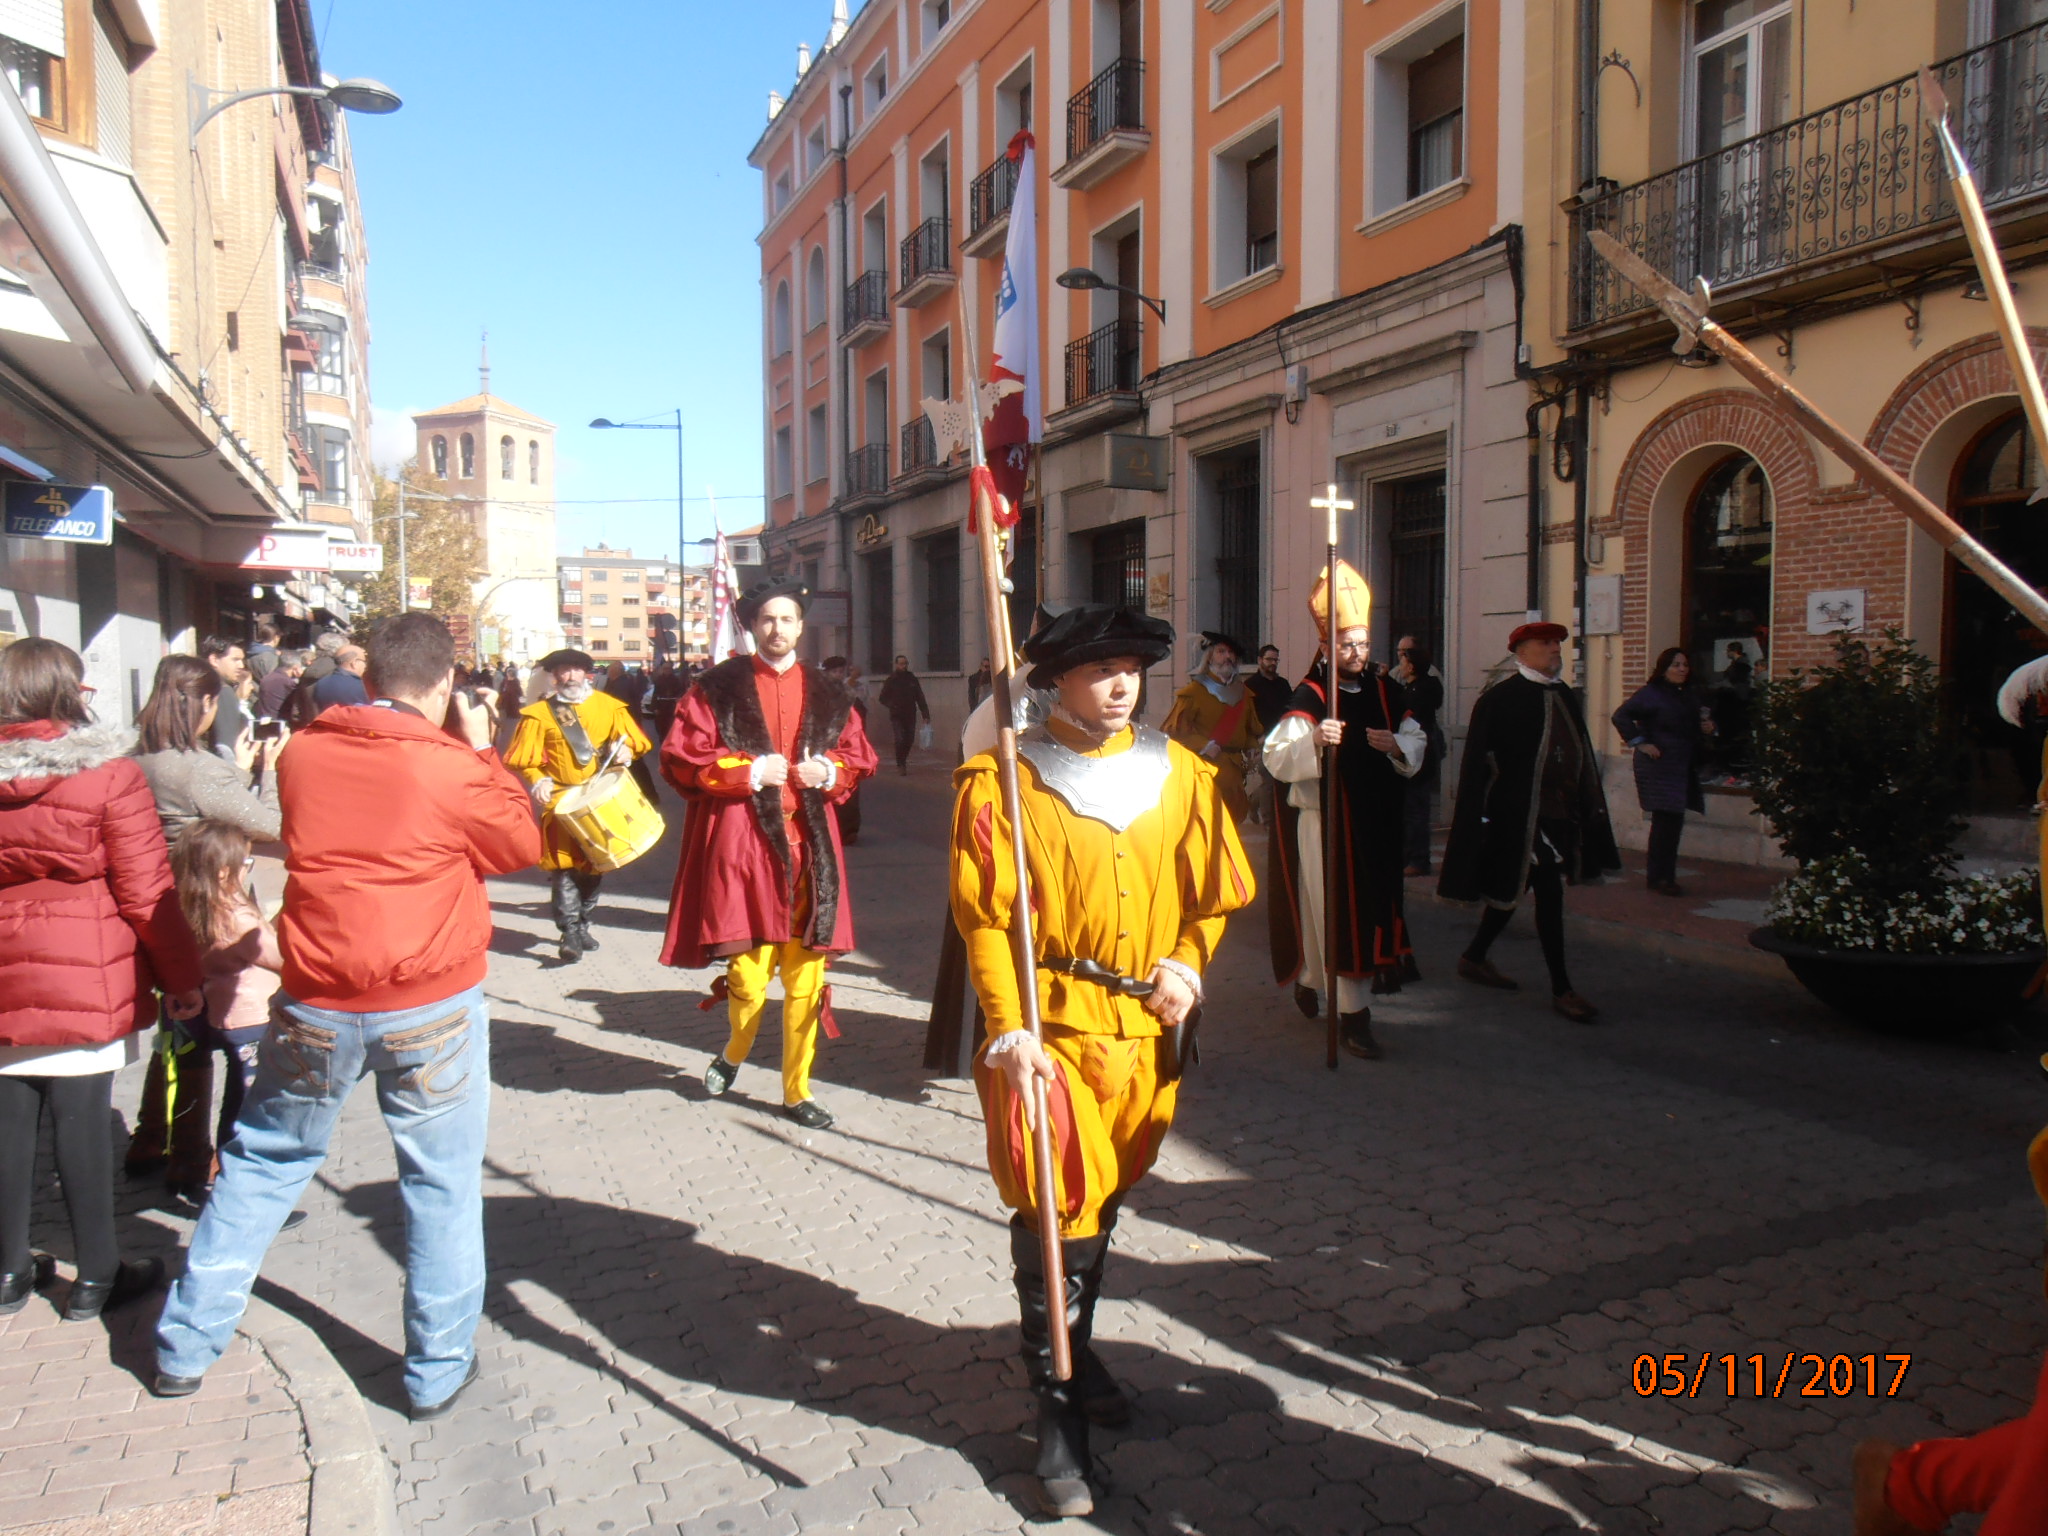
[{"x1": 252, "y1": 716, "x2": 283, "y2": 742}]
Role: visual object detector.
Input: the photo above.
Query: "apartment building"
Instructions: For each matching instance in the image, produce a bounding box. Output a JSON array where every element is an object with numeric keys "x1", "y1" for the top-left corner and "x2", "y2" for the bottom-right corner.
[
  {"x1": 751, "y1": 0, "x2": 1531, "y2": 748},
  {"x1": 0, "y1": 0, "x2": 380, "y2": 721},
  {"x1": 558, "y1": 545, "x2": 705, "y2": 665},
  {"x1": 1526, "y1": 0, "x2": 2048, "y2": 862}
]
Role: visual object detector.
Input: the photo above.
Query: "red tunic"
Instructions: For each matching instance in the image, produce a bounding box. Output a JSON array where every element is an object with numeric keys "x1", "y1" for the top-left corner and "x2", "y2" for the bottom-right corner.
[{"x1": 659, "y1": 656, "x2": 875, "y2": 966}]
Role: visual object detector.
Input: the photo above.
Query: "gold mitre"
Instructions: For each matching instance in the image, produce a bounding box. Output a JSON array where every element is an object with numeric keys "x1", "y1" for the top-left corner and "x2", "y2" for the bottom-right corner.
[{"x1": 1308, "y1": 560, "x2": 1372, "y2": 634}]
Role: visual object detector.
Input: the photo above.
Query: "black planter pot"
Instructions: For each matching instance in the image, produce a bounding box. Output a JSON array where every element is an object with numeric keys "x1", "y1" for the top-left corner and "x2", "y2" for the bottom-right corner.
[{"x1": 1748, "y1": 928, "x2": 2044, "y2": 1033}]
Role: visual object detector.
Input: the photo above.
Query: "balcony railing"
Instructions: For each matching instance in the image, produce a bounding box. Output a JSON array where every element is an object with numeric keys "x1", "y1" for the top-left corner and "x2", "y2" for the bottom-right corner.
[
  {"x1": 1066, "y1": 57, "x2": 1144, "y2": 162},
  {"x1": 1570, "y1": 19, "x2": 2048, "y2": 332},
  {"x1": 1065, "y1": 320, "x2": 1143, "y2": 407},
  {"x1": 843, "y1": 269, "x2": 889, "y2": 334},
  {"x1": 969, "y1": 152, "x2": 1020, "y2": 240},
  {"x1": 846, "y1": 442, "x2": 890, "y2": 498},
  {"x1": 899, "y1": 216, "x2": 953, "y2": 290},
  {"x1": 899, "y1": 416, "x2": 938, "y2": 476}
]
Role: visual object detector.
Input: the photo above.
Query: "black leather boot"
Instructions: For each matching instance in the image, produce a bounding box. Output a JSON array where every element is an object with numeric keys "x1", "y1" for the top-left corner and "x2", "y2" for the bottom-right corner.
[
  {"x1": 550, "y1": 871, "x2": 584, "y2": 962},
  {"x1": 1011, "y1": 1219, "x2": 1092, "y2": 1518},
  {"x1": 1340, "y1": 1009, "x2": 1383, "y2": 1060},
  {"x1": 1063, "y1": 1231, "x2": 1130, "y2": 1426}
]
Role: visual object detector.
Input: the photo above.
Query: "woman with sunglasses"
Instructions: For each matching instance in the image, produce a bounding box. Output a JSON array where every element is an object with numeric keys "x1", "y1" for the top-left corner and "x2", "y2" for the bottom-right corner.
[{"x1": 0, "y1": 639, "x2": 203, "y2": 1320}]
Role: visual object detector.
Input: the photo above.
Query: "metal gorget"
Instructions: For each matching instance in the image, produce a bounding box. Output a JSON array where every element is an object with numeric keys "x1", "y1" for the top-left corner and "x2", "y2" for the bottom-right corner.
[{"x1": 1016, "y1": 724, "x2": 1171, "y2": 833}]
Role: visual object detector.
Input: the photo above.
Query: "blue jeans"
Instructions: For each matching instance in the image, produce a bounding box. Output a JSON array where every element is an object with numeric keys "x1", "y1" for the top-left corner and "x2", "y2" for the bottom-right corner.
[{"x1": 156, "y1": 985, "x2": 491, "y2": 1408}]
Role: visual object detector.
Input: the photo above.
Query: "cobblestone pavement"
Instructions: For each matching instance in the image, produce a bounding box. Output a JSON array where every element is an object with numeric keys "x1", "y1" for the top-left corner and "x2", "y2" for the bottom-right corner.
[
  {"x1": 0, "y1": 1294, "x2": 310, "y2": 1532},
  {"x1": 63, "y1": 761, "x2": 2048, "y2": 1533}
]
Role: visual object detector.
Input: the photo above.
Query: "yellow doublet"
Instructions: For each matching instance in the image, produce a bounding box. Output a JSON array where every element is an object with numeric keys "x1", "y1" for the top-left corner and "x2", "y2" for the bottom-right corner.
[
  {"x1": 505, "y1": 691, "x2": 652, "y2": 871},
  {"x1": 951, "y1": 719, "x2": 1255, "y2": 1235}
]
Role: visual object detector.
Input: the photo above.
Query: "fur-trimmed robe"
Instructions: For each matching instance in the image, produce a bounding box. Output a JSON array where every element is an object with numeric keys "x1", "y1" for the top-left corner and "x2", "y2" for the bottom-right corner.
[{"x1": 658, "y1": 656, "x2": 876, "y2": 967}]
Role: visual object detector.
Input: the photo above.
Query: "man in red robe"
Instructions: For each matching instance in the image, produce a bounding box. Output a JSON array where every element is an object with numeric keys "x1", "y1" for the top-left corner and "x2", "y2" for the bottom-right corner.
[{"x1": 659, "y1": 578, "x2": 876, "y2": 1129}]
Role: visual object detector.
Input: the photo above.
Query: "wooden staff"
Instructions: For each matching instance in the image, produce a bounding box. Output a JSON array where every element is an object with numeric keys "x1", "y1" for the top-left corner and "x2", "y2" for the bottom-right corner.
[
  {"x1": 1310, "y1": 485, "x2": 1353, "y2": 1071},
  {"x1": 954, "y1": 283, "x2": 1071, "y2": 1381},
  {"x1": 1586, "y1": 229, "x2": 2048, "y2": 634},
  {"x1": 1920, "y1": 66, "x2": 2048, "y2": 469}
]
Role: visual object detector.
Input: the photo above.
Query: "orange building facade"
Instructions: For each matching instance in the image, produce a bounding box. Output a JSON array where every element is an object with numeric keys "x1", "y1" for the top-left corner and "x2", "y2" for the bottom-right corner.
[{"x1": 751, "y1": 0, "x2": 1535, "y2": 748}]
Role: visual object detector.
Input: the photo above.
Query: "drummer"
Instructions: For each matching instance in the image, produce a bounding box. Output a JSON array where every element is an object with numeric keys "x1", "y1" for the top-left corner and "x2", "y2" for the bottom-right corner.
[{"x1": 506, "y1": 648, "x2": 652, "y2": 962}]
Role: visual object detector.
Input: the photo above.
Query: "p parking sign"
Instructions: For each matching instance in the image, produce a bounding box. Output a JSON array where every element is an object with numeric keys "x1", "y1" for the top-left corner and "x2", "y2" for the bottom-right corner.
[{"x1": 4, "y1": 482, "x2": 111, "y2": 545}]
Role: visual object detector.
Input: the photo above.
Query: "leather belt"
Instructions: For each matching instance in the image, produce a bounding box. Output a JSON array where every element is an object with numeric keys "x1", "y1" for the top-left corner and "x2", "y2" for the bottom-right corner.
[{"x1": 1040, "y1": 956, "x2": 1155, "y2": 997}]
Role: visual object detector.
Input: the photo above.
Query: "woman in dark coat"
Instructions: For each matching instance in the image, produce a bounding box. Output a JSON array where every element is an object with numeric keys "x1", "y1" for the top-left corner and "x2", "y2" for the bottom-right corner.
[{"x1": 1611, "y1": 647, "x2": 1708, "y2": 896}]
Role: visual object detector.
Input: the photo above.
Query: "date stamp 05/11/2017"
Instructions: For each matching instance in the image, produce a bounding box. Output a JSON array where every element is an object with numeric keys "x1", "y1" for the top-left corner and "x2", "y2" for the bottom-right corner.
[{"x1": 1631, "y1": 1352, "x2": 1912, "y2": 1400}]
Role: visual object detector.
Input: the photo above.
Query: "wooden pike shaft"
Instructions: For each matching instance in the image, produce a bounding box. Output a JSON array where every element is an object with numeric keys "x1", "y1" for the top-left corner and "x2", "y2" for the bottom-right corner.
[
  {"x1": 1586, "y1": 229, "x2": 2048, "y2": 634},
  {"x1": 958, "y1": 284, "x2": 1070, "y2": 1381},
  {"x1": 1921, "y1": 67, "x2": 2048, "y2": 470},
  {"x1": 1323, "y1": 538, "x2": 1341, "y2": 1072}
]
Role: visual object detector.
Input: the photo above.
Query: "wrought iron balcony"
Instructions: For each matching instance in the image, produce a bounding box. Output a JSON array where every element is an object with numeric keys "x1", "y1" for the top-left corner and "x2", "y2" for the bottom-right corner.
[
  {"x1": 898, "y1": 416, "x2": 944, "y2": 482},
  {"x1": 896, "y1": 216, "x2": 955, "y2": 307},
  {"x1": 845, "y1": 441, "x2": 890, "y2": 501},
  {"x1": 842, "y1": 270, "x2": 891, "y2": 346},
  {"x1": 1569, "y1": 19, "x2": 2048, "y2": 338},
  {"x1": 964, "y1": 151, "x2": 1020, "y2": 257},
  {"x1": 1056, "y1": 58, "x2": 1148, "y2": 190},
  {"x1": 1064, "y1": 319, "x2": 1143, "y2": 407}
]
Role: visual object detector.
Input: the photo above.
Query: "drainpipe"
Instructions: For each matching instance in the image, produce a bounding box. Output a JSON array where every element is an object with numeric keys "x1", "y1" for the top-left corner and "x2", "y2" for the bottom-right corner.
[
  {"x1": 0, "y1": 79, "x2": 154, "y2": 393},
  {"x1": 837, "y1": 83, "x2": 854, "y2": 645},
  {"x1": 1575, "y1": 0, "x2": 1601, "y2": 192},
  {"x1": 1570, "y1": 384, "x2": 1592, "y2": 687}
]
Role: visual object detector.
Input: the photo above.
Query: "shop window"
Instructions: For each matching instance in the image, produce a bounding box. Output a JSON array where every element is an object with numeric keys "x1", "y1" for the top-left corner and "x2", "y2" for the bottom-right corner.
[{"x1": 1686, "y1": 453, "x2": 1772, "y2": 782}]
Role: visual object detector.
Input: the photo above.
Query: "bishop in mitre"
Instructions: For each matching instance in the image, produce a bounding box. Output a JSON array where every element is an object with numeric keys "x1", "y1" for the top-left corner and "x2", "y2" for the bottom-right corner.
[{"x1": 1262, "y1": 561, "x2": 1426, "y2": 1059}]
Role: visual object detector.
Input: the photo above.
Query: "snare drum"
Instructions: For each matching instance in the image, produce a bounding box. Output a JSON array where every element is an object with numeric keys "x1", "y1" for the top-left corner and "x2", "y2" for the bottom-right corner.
[{"x1": 552, "y1": 768, "x2": 666, "y2": 872}]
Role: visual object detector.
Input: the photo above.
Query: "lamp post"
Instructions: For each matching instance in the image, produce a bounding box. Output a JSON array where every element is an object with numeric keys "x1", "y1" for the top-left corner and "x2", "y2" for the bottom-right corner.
[
  {"x1": 379, "y1": 480, "x2": 461, "y2": 617},
  {"x1": 1054, "y1": 265, "x2": 1167, "y2": 322},
  {"x1": 590, "y1": 410, "x2": 685, "y2": 659},
  {"x1": 188, "y1": 76, "x2": 402, "y2": 142}
]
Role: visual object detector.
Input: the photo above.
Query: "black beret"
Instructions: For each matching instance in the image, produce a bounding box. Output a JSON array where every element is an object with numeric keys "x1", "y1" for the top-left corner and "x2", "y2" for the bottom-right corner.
[
  {"x1": 1023, "y1": 604, "x2": 1174, "y2": 690},
  {"x1": 1198, "y1": 630, "x2": 1247, "y2": 657},
  {"x1": 535, "y1": 649, "x2": 596, "y2": 674},
  {"x1": 736, "y1": 576, "x2": 811, "y2": 625}
]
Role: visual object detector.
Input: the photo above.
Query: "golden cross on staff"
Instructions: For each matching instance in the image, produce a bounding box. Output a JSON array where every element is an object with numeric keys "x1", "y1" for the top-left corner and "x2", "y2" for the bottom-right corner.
[{"x1": 1308, "y1": 482, "x2": 1352, "y2": 1070}]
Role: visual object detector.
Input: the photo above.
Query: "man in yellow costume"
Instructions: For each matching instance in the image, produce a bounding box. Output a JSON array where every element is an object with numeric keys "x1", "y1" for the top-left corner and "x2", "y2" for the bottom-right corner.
[
  {"x1": 951, "y1": 604, "x2": 1254, "y2": 1519},
  {"x1": 1162, "y1": 630, "x2": 1262, "y2": 822},
  {"x1": 505, "y1": 648, "x2": 651, "y2": 963}
]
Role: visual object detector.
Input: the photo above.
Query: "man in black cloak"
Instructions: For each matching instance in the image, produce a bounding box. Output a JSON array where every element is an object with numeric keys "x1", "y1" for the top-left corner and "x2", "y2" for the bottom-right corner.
[{"x1": 1437, "y1": 621, "x2": 1620, "y2": 1021}]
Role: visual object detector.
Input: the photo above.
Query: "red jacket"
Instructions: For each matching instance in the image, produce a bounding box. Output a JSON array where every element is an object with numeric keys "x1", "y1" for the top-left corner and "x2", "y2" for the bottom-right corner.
[
  {"x1": 0, "y1": 721, "x2": 202, "y2": 1049},
  {"x1": 277, "y1": 703, "x2": 540, "y2": 1011},
  {"x1": 660, "y1": 656, "x2": 874, "y2": 967}
]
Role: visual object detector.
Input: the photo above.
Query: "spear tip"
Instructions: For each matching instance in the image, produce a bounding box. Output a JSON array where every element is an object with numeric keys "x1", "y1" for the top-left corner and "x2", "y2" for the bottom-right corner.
[{"x1": 1919, "y1": 64, "x2": 1950, "y2": 126}]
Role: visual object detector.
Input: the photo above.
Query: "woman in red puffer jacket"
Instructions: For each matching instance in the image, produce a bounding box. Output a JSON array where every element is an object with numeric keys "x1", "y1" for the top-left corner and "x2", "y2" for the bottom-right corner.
[{"x1": 0, "y1": 639, "x2": 202, "y2": 1322}]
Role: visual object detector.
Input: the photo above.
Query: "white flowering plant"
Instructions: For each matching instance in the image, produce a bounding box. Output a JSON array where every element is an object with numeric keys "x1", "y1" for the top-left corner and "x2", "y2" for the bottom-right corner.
[{"x1": 1766, "y1": 852, "x2": 2042, "y2": 955}]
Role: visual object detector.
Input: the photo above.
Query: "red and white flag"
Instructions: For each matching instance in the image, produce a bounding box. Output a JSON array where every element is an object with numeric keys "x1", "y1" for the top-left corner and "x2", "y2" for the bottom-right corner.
[
  {"x1": 985, "y1": 131, "x2": 1039, "y2": 510},
  {"x1": 709, "y1": 526, "x2": 750, "y2": 663}
]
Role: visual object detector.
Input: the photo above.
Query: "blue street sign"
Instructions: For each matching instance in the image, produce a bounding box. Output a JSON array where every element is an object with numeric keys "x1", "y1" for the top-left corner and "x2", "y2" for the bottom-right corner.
[{"x1": 3, "y1": 482, "x2": 112, "y2": 545}]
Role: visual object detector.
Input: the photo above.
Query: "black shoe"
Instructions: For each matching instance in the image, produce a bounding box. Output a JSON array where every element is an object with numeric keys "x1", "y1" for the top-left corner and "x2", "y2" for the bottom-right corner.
[
  {"x1": 409, "y1": 1355, "x2": 481, "y2": 1422},
  {"x1": 704, "y1": 1057, "x2": 737, "y2": 1096},
  {"x1": 63, "y1": 1258, "x2": 165, "y2": 1322},
  {"x1": 1340, "y1": 1010, "x2": 1384, "y2": 1060},
  {"x1": 556, "y1": 926, "x2": 585, "y2": 959},
  {"x1": 151, "y1": 1370, "x2": 204, "y2": 1398},
  {"x1": 576, "y1": 925, "x2": 600, "y2": 953},
  {"x1": 0, "y1": 1253, "x2": 53, "y2": 1315},
  {"x1": 281, "y1": 1209, "x2": 309, "y2": 1233},
  {"x1": 784, "y1": 1099, "x2": 834, "y2": 1130},
  {"x1": 1292, "y1": 983, "x2": 1319, "y2": 1019}
]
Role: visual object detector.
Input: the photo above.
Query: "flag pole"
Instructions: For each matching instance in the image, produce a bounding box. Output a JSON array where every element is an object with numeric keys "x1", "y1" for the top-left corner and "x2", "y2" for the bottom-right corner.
[{"x1": 956, "y1": 279, "x2": 1072, "y2": 1382}]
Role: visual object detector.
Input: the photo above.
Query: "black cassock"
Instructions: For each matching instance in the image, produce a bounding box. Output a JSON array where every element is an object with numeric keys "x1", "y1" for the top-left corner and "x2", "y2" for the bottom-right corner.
[{"x1": 1268, "y1": 664, "x2": 1416, "y2": 990}]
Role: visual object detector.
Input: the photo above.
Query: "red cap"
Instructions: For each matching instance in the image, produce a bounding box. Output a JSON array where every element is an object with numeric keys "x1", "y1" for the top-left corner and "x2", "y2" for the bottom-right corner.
[{"x1": 1508, "y1": 621, "x2": 1570, "y2": 649}]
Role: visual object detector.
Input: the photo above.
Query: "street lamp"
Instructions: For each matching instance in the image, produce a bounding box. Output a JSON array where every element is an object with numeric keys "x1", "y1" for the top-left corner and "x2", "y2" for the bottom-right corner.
[
  {"x1": 188, "y1": 76, "x2": 402, "y2": 142},
  {"x1": 1055, "y1": 265, "x2": 1167, "y2": 323},
  {"x1": 590, "y1": 410, "x2": 686, "y2": 650}
]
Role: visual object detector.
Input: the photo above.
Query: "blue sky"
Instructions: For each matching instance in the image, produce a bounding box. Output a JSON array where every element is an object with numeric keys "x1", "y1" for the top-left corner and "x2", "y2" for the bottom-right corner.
[{"x1": 322, "y1": 0, "x2": 835, "y2": 562}]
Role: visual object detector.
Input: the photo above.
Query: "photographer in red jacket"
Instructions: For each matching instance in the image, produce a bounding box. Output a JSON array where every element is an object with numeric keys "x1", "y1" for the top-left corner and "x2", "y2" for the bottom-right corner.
[{"x1": 155, "y1": 613, "x2": 540, "y2": 1419}]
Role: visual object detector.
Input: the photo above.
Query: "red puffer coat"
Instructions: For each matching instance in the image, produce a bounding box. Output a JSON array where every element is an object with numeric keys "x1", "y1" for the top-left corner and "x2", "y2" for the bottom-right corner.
[{"x1": 0, "y1": 720, "x2": 202, "y2": 1049}]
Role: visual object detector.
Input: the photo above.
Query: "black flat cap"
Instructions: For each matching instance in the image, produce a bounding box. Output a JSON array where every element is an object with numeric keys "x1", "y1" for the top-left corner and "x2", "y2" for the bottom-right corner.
[
  {"x1": 535, "y1": 649, "x2": 596, "y2": 674},
  {"x1": 1023, "y1": 604, "x2": 1173, "y2": 690},
  {"x1": 736, "y1": 576, "x2": 811, "y2": 625},
  {"x1": 1198, "y1": 630, "x2": 1247, "y2": 657}
]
